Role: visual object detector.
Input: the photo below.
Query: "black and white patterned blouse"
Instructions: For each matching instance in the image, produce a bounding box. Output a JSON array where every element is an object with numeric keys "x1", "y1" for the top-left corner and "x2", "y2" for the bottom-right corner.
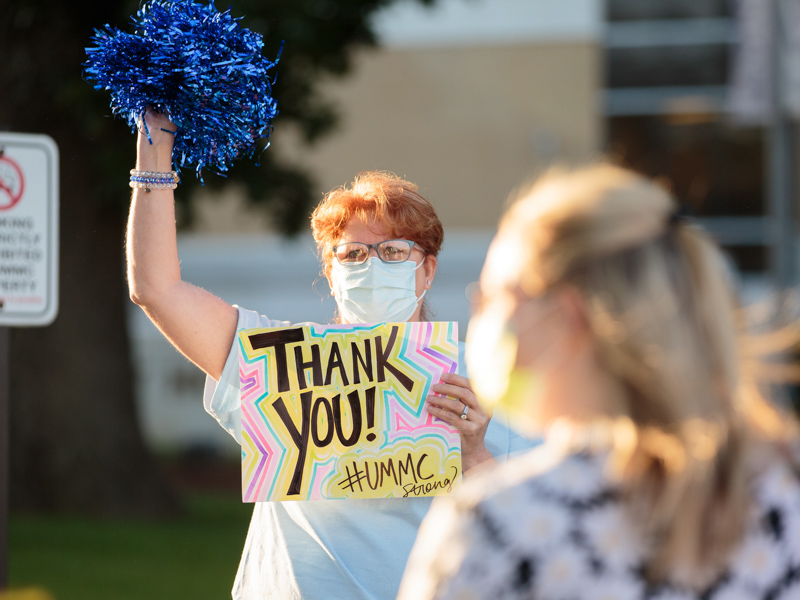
[{"x1": 398, "y1": 447, "x2": 800, "y2": 600}]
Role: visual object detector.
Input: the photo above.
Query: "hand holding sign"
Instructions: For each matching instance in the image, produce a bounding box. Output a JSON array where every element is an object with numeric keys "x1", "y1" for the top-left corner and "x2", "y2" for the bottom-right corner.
[{"x1": 425, "y1": 373, "x2": 494, "y2": 473}]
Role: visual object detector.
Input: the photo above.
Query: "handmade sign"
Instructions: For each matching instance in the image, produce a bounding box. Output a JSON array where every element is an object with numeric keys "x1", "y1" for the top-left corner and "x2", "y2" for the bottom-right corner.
[{"x1": 239, "y1": 322, "x2": 462, "y2": 502}]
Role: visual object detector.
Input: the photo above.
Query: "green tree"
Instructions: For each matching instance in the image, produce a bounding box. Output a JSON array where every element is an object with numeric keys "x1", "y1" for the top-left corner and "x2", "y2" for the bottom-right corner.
[{"x1": 1, "y1": 0, "x2": 432, "y2": 517}]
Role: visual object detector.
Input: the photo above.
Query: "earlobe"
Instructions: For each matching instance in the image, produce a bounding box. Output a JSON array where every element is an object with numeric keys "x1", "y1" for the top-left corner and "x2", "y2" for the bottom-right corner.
[
  {"x1": 424, "y1": 255, "x2": 437, "y2": 287},
  {"x1": 554, "y1": 285, "x2": 591, "y2": 349}
]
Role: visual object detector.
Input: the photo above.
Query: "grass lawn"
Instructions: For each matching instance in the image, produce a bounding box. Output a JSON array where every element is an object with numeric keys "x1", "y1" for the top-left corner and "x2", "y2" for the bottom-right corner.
[{"x1": 8, "y1": 493, "x2": 252, "y2": 600}]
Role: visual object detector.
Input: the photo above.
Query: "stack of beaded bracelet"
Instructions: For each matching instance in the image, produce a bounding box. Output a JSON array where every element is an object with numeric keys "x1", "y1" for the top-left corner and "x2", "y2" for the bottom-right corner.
[{"x1": 129, "y1": 169, "x2": 179, "y2": 192}]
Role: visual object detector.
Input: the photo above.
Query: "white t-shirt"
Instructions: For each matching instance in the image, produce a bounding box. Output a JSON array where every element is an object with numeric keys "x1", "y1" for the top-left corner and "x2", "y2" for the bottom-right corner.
[{"x1": 203, "y1": 306, "x2": 537, "y2": 600}]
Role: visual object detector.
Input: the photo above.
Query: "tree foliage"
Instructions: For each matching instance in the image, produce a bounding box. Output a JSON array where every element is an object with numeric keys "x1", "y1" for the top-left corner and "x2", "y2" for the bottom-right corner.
[{"x1": 0, "y1": 0, "x2": 432, "y2": 517}]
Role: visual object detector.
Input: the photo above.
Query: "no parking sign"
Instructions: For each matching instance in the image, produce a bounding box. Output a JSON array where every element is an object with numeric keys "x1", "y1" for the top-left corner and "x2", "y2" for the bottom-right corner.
[{"x1": 0, "y1": 133, "x2": 59, "y2": 326}]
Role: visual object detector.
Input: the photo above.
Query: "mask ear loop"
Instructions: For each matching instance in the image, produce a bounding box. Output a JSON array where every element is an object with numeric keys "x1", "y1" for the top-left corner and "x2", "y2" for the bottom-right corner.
[{"x1": 413, "y1": 256, "x2": 430, "y2": 301}]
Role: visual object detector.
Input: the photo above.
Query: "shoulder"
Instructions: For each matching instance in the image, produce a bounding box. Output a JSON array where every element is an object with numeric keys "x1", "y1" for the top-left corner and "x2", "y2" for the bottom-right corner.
[
  {"x1": 445, "y1": 449, "x2": 620, "y2": 568},
  {"x1": 752, "y1": 447, "x2": 800, "y2": 510},
  {"x1": 700, "y1": 454, "x2": 800, "y2": 597},
  {"x1": 455, "y1": 447, "x2": 610, "y2": 515},
  {"x1": 401, "y1": 449, "x2": 619, "y2": 600},
  {"x1": 233, "y1": 305, "x2": 292, "y2": 331}
]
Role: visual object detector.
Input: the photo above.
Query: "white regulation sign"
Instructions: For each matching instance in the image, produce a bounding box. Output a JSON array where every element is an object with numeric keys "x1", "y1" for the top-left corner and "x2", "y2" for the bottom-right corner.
[{"x1": 0, "y1": 133, "x2": 59, "y2": 326}]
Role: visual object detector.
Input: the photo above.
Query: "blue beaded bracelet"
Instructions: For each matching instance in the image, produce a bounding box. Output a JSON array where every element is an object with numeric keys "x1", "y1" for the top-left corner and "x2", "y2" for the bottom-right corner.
[{"x1": 129, "y1": 169, "x2": 179, "y2": 191}]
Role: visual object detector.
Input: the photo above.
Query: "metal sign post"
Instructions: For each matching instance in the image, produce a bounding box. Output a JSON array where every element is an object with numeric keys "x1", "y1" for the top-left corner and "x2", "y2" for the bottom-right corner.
[
  {"x1": 0, "y1": 326, "x2": 8, "y2": 588},
  {"x1": 0, "y1": 132, "x2": 59, "y2": 589}
]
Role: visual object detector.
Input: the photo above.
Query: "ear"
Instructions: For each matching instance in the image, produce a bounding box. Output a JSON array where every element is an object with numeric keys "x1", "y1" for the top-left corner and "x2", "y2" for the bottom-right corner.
[
  {"x1": 423, "y1": 255, "x2": 437, "y2": 289},
  {"x1": 552, "y1": 284, "x2": 590, "y2": 347}
]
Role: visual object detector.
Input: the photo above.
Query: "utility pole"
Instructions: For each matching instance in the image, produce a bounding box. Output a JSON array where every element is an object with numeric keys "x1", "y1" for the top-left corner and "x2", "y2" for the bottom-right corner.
[{"x1": 769, "y1": 0, "x2": 797, "y2": 288}]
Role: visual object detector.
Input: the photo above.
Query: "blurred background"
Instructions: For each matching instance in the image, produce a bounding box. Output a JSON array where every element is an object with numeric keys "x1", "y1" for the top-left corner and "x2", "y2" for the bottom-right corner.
[{"x1": 3, "y1": 0, "x2": 800, "y2": 597}]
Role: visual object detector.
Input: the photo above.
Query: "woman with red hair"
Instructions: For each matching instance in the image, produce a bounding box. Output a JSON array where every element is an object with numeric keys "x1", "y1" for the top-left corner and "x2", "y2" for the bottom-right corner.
[{"x1": 126, "y1": 111, "x2": 533, "y2": 599}]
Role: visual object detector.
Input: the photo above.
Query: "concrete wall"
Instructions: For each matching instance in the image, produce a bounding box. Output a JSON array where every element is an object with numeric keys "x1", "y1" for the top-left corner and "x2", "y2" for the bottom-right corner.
[{"x1": 274, "y1": 42, "x2": 603, "y2": 231}]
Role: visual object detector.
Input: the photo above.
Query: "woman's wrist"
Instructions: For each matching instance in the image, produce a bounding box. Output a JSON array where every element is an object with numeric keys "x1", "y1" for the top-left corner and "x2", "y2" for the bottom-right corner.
[
  {"x1": 461, "y1": 444, "x2": 495, "y2": 475},
  {"x1": 135, "y1": 109, "x2": 177, "y2": 171},
  {"x1": 133, "y1": 140, "x2": 178, "y2": 192},
  {"x1": 137, "y1": 138, "x2": 173, "y2": 169},
  {"x1": 136, "y1": 131, "x2": 176, "y2": 170}
]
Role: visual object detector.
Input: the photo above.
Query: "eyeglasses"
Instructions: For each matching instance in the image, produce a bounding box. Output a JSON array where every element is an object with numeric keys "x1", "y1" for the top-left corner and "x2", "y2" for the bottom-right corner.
[{"x1": 332, "y1": 239, "x2": 418, "y2": 265}]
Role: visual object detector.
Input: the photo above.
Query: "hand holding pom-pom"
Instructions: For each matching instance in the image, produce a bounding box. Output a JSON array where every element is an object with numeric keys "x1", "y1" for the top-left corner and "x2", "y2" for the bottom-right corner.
[
  {"x1": 84, "y1": 0, "x2": 281, "y2": 182},
  {"x1": 135, "y1": 109, "x2": 178, "y2": 174}
]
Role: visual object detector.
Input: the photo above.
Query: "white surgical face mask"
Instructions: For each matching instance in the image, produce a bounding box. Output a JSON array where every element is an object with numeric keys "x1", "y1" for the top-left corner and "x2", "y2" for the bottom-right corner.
[
  {"x1": 331, "y1": 257, "x2": 426, "y2": 324},
  {"x1": 466, "y1": 299, "x2": 558, "y2": 435}
]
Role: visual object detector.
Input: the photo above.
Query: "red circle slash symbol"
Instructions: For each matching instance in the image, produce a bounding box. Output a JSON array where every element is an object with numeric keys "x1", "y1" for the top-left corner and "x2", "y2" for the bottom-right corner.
[{"x1": 0, "y1": 155, "x2": 25, "y2": 210}]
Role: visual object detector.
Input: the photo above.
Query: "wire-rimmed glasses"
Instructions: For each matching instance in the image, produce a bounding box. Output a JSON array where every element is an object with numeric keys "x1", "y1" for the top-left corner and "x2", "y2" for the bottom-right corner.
[{"x1": 332, "y1": 239, "x2": 418, "y2": 265}]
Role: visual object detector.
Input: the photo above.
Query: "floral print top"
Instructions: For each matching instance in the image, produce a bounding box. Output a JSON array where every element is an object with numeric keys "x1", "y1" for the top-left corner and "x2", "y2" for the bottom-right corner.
[{"x1": 398, "y1": 447, "x2": 800, "y2": 600}]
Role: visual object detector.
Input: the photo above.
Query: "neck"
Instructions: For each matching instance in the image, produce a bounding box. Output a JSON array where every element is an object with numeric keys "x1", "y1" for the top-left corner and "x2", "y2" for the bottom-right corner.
[{"x1": 538, "y1": 339, "x2": 625, "y2": 430}]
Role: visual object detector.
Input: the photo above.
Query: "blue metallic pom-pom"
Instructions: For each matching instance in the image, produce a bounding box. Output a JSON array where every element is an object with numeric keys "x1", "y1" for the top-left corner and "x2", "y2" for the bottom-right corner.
[{"x1": 84, "y1": 0, "x2": 280, "y2": 180}]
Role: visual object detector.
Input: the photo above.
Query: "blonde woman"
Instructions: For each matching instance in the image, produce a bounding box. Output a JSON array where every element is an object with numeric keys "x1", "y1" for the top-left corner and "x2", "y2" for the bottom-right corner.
[{"x1": 398, "y1": 164, "x2": 800, "y2": 600}]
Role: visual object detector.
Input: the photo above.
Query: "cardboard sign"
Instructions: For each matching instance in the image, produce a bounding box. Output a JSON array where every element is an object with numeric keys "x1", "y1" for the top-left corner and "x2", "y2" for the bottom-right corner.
[{"x1": 239, "y1": 322, "x2": 462, "y2": 501}]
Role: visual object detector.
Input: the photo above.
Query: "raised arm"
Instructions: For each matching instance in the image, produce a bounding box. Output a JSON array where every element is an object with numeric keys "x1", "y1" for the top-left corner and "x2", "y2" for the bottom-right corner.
[{"x1": 126, "y1": 109, "x2": 238, "y2": 380}]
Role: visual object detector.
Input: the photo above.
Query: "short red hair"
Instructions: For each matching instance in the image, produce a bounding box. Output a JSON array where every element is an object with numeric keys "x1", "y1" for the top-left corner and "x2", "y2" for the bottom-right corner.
[{"x1": 310, "y1": 171, "x2": 444, "y2": 279}]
